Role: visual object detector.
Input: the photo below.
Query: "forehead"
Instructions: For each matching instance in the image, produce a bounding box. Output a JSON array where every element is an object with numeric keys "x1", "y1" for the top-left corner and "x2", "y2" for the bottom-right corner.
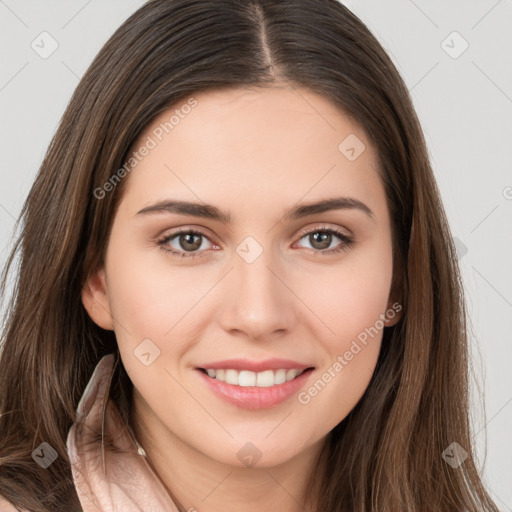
[{"x1": 120, "y1": 85, "x2": 384, "y2": 220}]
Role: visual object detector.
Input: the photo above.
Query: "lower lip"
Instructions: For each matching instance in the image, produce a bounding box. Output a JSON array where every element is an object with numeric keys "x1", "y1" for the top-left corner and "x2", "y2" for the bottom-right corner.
[{"x1": 195, "y1": 368, "x2": 314, "y2": 410}]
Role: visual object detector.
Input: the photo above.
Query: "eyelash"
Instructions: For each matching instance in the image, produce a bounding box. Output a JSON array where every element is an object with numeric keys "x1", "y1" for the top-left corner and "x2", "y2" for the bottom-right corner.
[{"x1": 156, "y1": 225, "x2": 355, "y2": 260}]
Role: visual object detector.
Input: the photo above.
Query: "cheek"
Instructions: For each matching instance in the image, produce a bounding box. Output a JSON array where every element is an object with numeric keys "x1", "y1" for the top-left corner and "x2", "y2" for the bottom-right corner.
[
  {"x1": 301, "y1": 341, "x2": 381, "y2": 433},
  {"x1": 105, "y1": 244, "x2": 209, "y2": 342},
  {"x1": 294, "y1": 239, "x2": 392, "y2": 419},
  {"x1": 296, "y1": 281, "x2": 387, "y2": 432},
  {"x1": 300, "y1": 237, "x2": 393, "y2": 350}
]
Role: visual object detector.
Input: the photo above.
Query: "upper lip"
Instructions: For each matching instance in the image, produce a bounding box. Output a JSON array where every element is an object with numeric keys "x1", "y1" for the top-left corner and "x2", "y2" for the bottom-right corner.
[{"x1": 196, "y1": 358, "x2": 314, "y2": 373}]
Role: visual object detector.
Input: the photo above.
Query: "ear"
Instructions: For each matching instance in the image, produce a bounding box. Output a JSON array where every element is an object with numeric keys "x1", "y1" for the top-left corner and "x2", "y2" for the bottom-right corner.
[
  {"x1": 384, "y1": 298, "x2": 403, "y2": 327},
  {"x1": 384, "y1": 269, "x2": 404, "y2": 327},
  {"x1": 81, "y1": 267, "x2": 114, "y2": 331}
]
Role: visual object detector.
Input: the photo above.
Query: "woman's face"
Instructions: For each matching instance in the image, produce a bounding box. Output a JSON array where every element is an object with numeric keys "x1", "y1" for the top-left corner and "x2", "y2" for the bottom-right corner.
[{"x1": 83, "y1": 84, "x2": 401, "y2": 469}]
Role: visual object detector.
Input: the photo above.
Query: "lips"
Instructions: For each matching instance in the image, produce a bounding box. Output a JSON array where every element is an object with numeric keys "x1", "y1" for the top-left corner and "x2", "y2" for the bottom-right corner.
[
  {"x1": 195, "y1": 358, "x2": 315, "y2": 409},
  {"x1": 195, "y1": 358, "x2": 313, "y2": 373}
]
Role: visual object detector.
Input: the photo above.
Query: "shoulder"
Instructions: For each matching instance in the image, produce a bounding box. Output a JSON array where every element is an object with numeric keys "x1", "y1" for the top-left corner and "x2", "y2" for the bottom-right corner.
[{"x1": 0, "y1": 496, "x2": 19, "y2": 512}]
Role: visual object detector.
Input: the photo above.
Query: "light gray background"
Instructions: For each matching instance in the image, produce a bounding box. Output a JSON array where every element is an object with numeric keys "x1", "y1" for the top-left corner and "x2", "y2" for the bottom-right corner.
[{"x1": 1, "y1": 0, "x2": 511, "y2": 508}]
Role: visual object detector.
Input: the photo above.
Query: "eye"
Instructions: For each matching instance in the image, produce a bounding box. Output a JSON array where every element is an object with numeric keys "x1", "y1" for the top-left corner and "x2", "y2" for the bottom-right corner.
[
  {"x1": 156, "y1": 228, "x2": 216, "y2": 260},
  {"x1": 156, "y1": 225, "x2": 355, "y2": 260},
  {"x1": 294, "y1": 225, "x2": 355, "y2": 255}
]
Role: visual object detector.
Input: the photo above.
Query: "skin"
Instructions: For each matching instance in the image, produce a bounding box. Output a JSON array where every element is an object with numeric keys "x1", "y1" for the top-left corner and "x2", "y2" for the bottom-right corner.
[{"x1": 82, "y1": 83, "x2": 402, "y2": 512}]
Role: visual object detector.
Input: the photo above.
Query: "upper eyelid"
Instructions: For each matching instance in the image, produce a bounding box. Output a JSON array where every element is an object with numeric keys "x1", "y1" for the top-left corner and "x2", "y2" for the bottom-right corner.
[{"x1": 296, "y1": 224, "x2": 351, "y2": 238}]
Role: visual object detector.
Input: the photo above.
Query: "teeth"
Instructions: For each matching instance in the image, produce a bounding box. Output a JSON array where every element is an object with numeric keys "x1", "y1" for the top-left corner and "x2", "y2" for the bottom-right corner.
[
  {"x1": 256, "y1": 370, "x2": 274, "y2": 387},
  {"x1": 225, "y1": 369, "x2": 238, "y2": 385},
  {"x1": 203, "y1": 368, "x2": 306, "y2": 387},
  {"x1": 274, "y1": 369, "x2": 287, "y2": 385},
  {"x1": 239, "y1": 370, "x2": 256, "y2": 386}
]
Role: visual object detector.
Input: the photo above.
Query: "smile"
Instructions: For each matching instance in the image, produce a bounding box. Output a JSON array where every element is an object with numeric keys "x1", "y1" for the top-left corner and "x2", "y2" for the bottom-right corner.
[
  {"x1": 198, "y1": 367, "x2": 308, "y2": 387},
  {"x1": 195, "y1": 366, "x2": 315, "y2": 409}
]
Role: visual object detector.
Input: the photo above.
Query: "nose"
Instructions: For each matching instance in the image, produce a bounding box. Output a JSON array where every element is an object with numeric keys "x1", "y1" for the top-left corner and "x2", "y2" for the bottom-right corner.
[{"x1": 217, "y1": 244, "x2": 296, "y2": 341}]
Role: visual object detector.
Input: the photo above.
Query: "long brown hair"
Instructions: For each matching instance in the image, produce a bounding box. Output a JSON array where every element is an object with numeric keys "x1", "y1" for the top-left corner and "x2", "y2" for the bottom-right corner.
[{"x1": 0, "y1": 0, "x2": 498, "y2": 510}]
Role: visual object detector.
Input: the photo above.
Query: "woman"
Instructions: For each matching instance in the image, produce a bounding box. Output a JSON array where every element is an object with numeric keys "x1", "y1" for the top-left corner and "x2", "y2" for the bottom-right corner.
[{"x1": 0, "y1": 0, "x2": 499, "y2": 510}]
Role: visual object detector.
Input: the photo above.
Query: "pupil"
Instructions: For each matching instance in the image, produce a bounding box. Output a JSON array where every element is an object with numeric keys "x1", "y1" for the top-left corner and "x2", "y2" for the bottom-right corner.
[
  {"x1": 181, "y1": 233, "x2": 201, "y2": 251},
  {"x1": 312, "y1": 232, "x2": 331, "y2": 250}
]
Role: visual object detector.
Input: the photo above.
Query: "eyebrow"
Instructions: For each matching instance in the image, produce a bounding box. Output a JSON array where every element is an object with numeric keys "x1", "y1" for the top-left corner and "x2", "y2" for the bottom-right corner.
[{"x1": 135, "y1": 197, "x2": 375, "y2": 223}]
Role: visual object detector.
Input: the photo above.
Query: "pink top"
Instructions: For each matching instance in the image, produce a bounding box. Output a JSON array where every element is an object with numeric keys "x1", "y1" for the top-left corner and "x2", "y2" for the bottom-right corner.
[
  {"x1": 66, "y1": 353, "x2": 180, "y2": 511},
  {"x1": 0, "y1": 354, "x2": 180, "y2": 512}
]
